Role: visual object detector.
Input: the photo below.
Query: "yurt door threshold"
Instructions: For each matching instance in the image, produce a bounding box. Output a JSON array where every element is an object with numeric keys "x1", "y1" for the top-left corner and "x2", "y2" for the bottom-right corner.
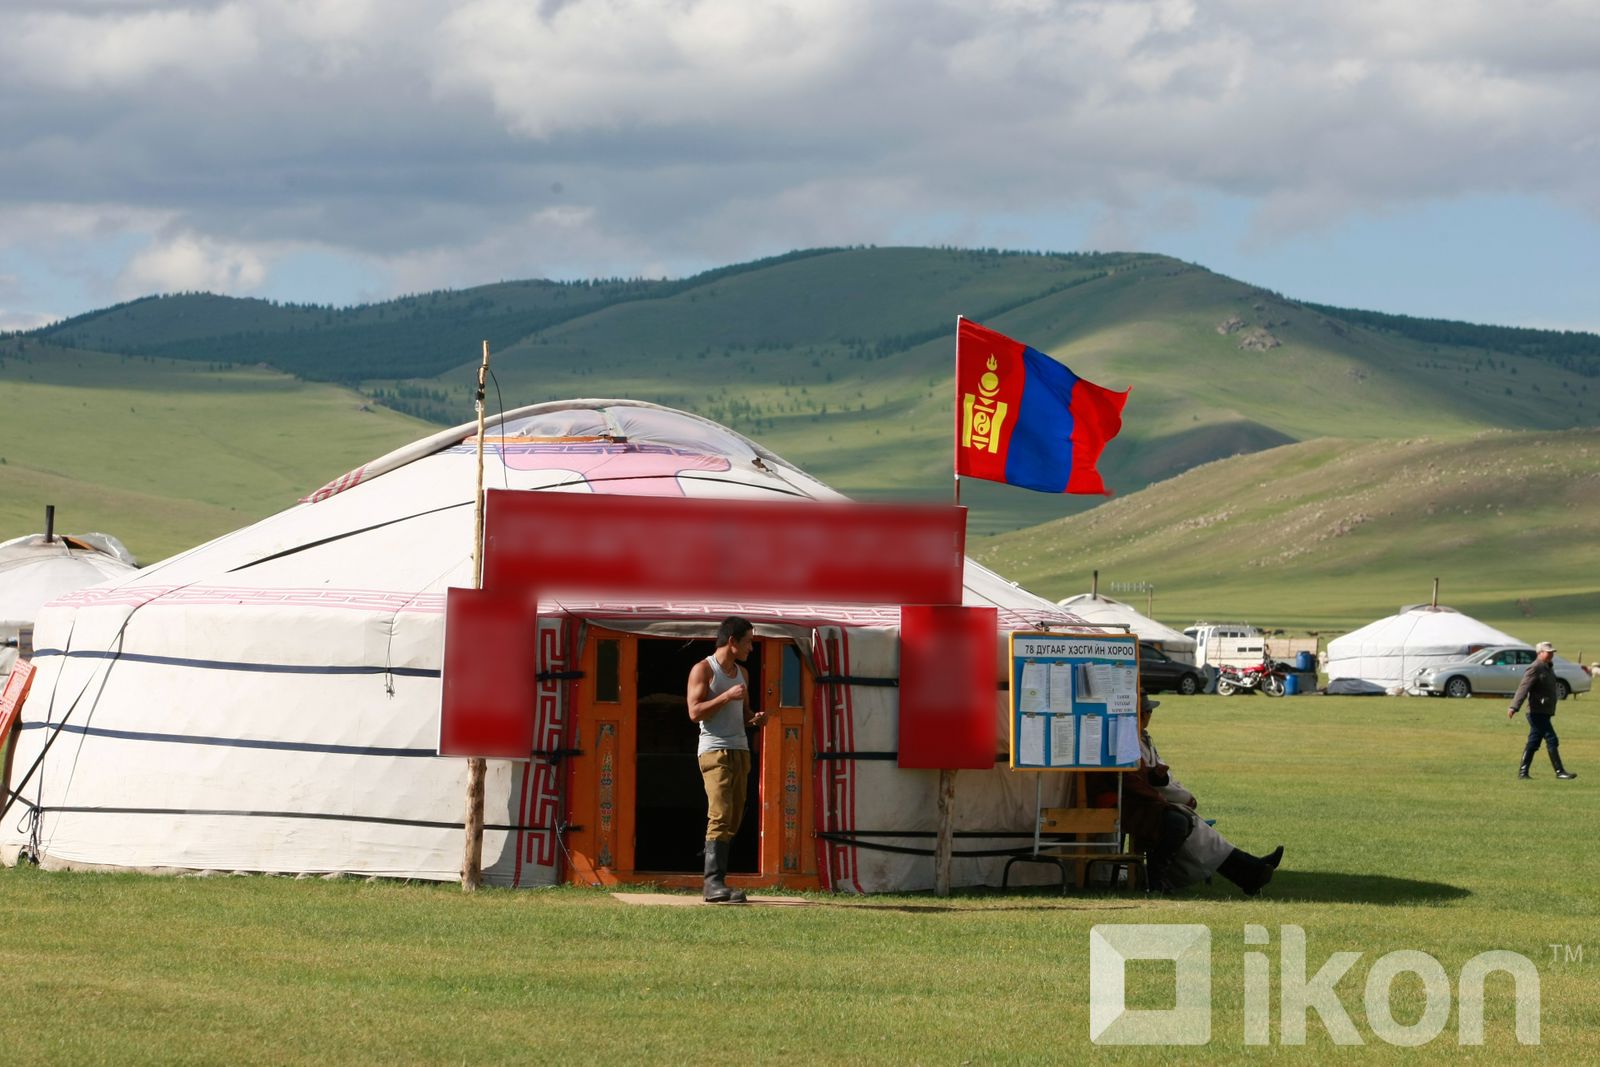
[{"x1": 564, "y1": 628, "x2": 819, "y2": 891}]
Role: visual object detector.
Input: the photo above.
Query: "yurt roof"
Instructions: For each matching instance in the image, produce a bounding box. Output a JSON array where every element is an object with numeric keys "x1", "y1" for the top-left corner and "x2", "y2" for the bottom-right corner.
[
  {"x1": 1327, "y1": 604, "x2": 1523, "y2": 657},
  {"x1": 0, "y1": 532, "x2": 138, "y2": 628},
  {"x1": 59, "y1": 399, "x2": 1099, "y2": 635},
  {"x1": 1055, "y1": 593, "x2": 1195, "y2": 649}
]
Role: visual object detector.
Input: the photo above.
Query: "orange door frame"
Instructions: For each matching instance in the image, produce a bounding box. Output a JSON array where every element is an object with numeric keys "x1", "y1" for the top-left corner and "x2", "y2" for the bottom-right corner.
[{"x1": 564, "y1": 628, "x2": 819, "y2": 891}]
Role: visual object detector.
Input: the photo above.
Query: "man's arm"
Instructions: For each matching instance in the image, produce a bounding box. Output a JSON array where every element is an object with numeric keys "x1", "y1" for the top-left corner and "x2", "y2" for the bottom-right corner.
[
  {"x1": 741, "y1": 666, "x2": 767, "y2": 728},
  {"x1": 1508, "y1": 665, "x2": 1537, "y2": 718},
  {"x1": 687, "y1": 660, "x2": 745, "y2": 723}
]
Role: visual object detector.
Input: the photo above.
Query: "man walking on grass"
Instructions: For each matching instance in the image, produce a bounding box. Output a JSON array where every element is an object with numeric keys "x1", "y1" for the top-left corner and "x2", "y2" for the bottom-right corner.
[
  {"x1": 1509, "y1": 641, "x2": 1577, "y2": 780},
  {"x1": 687, "y1": 616, "x2": 767, "y2": 902}
]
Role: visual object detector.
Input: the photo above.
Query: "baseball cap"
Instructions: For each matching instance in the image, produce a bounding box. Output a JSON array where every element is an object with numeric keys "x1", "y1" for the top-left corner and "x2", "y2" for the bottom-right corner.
[{"x1": 1536, "y1": 641, "x2": 1556, "y2": 653}]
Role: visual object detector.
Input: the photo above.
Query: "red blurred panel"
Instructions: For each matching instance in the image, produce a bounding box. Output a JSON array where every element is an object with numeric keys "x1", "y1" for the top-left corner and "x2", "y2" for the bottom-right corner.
[
  {"x1": 1, "y1": 659, "x2": 35, "y2": 741},
  {"x1": 438, "y1": 588, "x2": 539, "y2": 759},
  {"x1": 898, "y1": 605, "x2": 997, "y2": 769},
  {"x1": 482, "y1": 491, "x2": 965, "y2": 606}
]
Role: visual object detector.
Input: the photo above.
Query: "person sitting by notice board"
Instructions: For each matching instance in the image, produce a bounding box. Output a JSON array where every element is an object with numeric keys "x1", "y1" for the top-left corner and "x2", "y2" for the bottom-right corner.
[{"x1": 1115, "y1": 694, "x2": 1284, "y2": 895}]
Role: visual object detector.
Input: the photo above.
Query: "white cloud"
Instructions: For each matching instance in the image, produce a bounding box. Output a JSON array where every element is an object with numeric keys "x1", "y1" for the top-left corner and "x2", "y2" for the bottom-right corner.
[
  {"x1": 0, "y1": 0, "x2": 1594, "y2": 322},
  {"x1": 116, "y1": 233, "x2": 270, "y2": 297},
  {"x1": 1, "y1": 3, "x2": 259, "y2": 90}
]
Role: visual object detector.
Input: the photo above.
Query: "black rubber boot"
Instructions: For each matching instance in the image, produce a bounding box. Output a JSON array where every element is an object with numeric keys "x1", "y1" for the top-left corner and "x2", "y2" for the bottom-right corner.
[
  {"x1": 1217, "y1": 848, "x2": 1275, "y2": 897},
  {"x1": 1518, "y1": 761, "x2": 1531, "y2": 779},
  {"x1": 1145, "y1": 808, "x2": 1193, "y2": 893},
  {"x1": 1551, "y1": 746, "x2": 1577, "y2": 780},
  {"x1": 703, "y1": 839, "x2": 747, "y2": 904},
  {"x1": 1521, "y1": 737, "x2": 1541, "y2": 779}
]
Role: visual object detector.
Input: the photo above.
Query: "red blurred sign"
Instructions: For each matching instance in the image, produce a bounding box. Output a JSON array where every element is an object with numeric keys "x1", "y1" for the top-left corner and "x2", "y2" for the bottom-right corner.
[
  {"x1": 442, "y1": 493, "x2": 970, "y2": 759},
  {"x1": 438, "y1": 588, "x2": 540, "y2": 759},
  {"x1": 482, "y1": 491, "x2": 966, "y2": 606},
  {"x1": 0, "y1": 659, "x2": 34, "y2": 742},
  {"x1": 898, "y1": 606, "x2": 997, "y2": 769}
]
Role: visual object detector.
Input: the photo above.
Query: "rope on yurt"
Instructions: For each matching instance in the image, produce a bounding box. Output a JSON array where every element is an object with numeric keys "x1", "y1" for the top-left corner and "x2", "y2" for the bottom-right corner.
[
  {"x1": 5, "y1": 564, "x2": 218, "y2": 853},
  {"x1": 814, "y1": 831, "x2": 1052, "y2": 858}
]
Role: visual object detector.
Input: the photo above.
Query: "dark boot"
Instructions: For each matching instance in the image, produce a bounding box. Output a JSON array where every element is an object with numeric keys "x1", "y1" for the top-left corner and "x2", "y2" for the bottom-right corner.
[
  {"x1": 1144, "y1": 808, "x2": 1193, "y2": 893},
  {"x1": 703, "y1": 839, "x2": 747, "y2": 904},
  {"x1": 1551, "y1": 745, "x2": 1577, "y2": 780},
  {"x1": 1261, "y1": 845, "x2": 1284, "y2": 870},
  {"x1": 1217, "y1": 848, "x2": 1275, "y2": 897},
  {"x1": 1521, "y1": 737, "x2": 1541, "y2": 779}
]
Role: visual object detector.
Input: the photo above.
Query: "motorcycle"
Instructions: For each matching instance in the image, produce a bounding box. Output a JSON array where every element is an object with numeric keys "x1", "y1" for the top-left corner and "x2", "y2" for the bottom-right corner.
[{"x1": 1215, "y1": 658, "x2": 1287, "y2": 697}]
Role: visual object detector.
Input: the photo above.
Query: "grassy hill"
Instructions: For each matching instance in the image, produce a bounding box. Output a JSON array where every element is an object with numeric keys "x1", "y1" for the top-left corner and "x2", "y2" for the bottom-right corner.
[
  {"x1": 0, "y1": 342, "x2": 430, "y2": 560},
  {"x1": 974, "y1": 428, "x2": 1600, "y2": 653},
  {"x1": 25, "y1": 247, "x2": 1600, "y2": 540},
  {"x1": 7, "y1": 245, "x2": 1600, "y2": 565}
]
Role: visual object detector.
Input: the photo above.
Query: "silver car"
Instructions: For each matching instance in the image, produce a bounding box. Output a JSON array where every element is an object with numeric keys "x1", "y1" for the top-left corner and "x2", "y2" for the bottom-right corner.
[{"x1": 1413, "y1": 646, "x2": 1592, "y2": 700}]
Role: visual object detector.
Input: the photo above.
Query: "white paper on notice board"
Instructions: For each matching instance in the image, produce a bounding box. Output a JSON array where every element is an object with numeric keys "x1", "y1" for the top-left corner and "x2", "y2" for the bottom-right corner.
[
  {"x1": 1078, "y1": 715, "x2": 1103, "y2": 766},
  {"x1": 1019, "y1": 714, "x2": 1046, "y2": 765},
  {"x1": 1110, "y1": 714, "x2": 1139, "y2": 763},
  {"x1": 1019, "y1": 662, "x2": 1048, "y2": 714},
  {"x1": 1049, "y1": 715, "x2": 1076, "y2": 765},
  {"x1": 1048, "y1": 663, "x2": 1072, "y2": 711}
]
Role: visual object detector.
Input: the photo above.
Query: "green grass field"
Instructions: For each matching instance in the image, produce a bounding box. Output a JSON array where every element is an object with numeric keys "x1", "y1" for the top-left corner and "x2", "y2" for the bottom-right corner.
[
  {"x1": 977, "y1": 428, "x2": 1600, "y2": 656},
  {"x1": 3, "y1": 695, "x2": 1593, "y2": 1063},
  {"x1": 0, "y1": 343, "x2": 431, "y2": 561}
]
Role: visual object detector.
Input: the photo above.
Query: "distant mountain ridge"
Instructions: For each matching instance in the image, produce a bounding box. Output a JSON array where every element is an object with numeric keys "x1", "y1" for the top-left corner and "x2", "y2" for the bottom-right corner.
[{"x1": 9, "y1": 246, "x2": 1600, "y2": 539}]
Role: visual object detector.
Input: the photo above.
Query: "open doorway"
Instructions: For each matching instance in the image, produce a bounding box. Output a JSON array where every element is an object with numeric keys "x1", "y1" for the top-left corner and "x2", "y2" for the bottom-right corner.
[{"x1": 633, "y1": 637, "x2": 763, "y2": 874}]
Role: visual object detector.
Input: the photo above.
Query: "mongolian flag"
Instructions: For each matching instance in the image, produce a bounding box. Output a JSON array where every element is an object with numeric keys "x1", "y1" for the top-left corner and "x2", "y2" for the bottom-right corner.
[{"x1": 955, "y1": 318, "x2": 1130, "y2": 496}]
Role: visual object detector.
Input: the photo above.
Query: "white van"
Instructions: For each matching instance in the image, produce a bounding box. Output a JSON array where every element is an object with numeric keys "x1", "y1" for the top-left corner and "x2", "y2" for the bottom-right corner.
[{"x1": 1183, "y1": 622, "x2": 1267, "y2": 669}]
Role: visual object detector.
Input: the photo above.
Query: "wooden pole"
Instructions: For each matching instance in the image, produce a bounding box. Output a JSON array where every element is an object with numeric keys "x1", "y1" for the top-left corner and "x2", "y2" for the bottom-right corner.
[
  {"x1": 462, "y1": 341, "x2": 491, "y2": 892},
  {"x1": 931, "y1": 318, "x2": 967, "y2": 898},
  {"x1": 934, "y1": 768, "x2": 956, "y2": 897}
]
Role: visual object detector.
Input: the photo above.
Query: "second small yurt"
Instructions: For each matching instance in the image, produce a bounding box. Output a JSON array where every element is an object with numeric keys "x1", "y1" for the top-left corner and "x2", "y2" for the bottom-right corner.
[
  {"x1": 1325, "y1": 605, "x2": 1522, "y2": 694},
  {"x1": 1056, "y1": 593, "x2": 1196, "y2": 664},
  {"x1": 1, "y1": 528, "x2": 137, "y2": 676}
]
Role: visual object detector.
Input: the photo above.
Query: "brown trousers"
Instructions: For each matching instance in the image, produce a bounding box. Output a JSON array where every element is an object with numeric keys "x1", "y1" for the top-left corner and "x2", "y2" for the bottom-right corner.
[{"x1": 699, "y1": 748, "x2": 750, "y2": 841}]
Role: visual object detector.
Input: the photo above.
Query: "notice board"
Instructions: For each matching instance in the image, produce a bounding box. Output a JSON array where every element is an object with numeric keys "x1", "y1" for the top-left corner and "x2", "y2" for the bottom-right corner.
[{"x1": 1008, "y1": 632, "x2": 1140, "y2": 771}]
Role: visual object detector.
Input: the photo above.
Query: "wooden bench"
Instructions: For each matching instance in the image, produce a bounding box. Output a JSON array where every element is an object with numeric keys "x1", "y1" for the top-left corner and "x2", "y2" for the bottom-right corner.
[{"x1": 1002, "y1": 805, "x2": 1146, "y2": 892}]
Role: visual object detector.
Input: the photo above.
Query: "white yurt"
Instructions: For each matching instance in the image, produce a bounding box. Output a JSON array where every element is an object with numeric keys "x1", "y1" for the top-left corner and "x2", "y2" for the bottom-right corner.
[
  {"x1": 1, "y1": 529, "x2": 137, "y2": 677},
  {"x1": 3, "y1": 400, "x2": 1107, "y2": 893},
  {"x1": 1055, "y1": 593, "x2": 1196, "y2": 663},
  {"x1": 1325, "y1": 605, "x2": 1523, "y2": 695}
]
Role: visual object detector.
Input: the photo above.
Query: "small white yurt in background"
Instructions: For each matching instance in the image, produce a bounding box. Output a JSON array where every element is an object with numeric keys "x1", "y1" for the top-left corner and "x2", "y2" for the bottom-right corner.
[
  {"x1": 1325, "y1": 605, "x2": 1523, "y2": 695},
  {"x1": 1, "y1": 524, "x2": 137, "y2": 676},
  {"x1": 1055, "y1": 592, "x2": 1197, "y2": 664}
]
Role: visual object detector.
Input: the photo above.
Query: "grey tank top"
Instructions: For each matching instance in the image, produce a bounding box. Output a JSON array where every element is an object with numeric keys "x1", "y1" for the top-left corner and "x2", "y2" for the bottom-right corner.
[{"x1": 697, "y1": 654, "x2": 749, "y2": 755}]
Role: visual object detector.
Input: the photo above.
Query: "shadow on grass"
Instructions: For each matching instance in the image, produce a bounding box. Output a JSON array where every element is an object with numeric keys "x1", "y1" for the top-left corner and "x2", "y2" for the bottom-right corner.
[
  {"x1": 845, "y1": 871, "x2": 1474, "y2": 911},
  {"x1": 1214, "y1": 870, "x2": 1471, "y2": 905}
]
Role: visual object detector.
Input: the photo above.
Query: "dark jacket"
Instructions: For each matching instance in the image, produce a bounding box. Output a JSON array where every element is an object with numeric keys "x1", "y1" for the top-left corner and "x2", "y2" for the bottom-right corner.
[{"x1": 1510, "y1": 659, "x2": 1561, "y2": 717}]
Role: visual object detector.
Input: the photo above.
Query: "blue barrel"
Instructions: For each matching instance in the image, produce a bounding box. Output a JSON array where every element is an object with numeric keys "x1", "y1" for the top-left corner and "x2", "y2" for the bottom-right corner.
[
  {"x1": 1284, "y1": 674, "x2": 1301, "y2": 695},
  {"x1": 1295, "y1": 650, "x2": 1315, "y2": 671}
]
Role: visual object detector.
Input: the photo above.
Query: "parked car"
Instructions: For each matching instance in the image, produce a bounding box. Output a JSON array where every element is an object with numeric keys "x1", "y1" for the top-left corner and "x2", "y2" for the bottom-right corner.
[
  {"x1": 1139, "y1": 641, "x2": 1204, "y2": 696},
  {"x1": 1412, "y1": 646, "x2": 1592, "y2": 700}
]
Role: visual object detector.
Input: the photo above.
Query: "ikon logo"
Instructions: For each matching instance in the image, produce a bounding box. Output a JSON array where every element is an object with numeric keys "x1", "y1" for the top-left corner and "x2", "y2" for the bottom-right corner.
[{"x1": 1089, "y1": 924, "x2": 1540, "y2": 1047}]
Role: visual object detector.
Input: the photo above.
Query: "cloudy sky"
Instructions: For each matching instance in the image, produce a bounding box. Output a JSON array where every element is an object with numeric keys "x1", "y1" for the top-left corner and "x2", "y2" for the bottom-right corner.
[{"x1": 2, "y1": 0, "x2": 1597, "y2": 332}]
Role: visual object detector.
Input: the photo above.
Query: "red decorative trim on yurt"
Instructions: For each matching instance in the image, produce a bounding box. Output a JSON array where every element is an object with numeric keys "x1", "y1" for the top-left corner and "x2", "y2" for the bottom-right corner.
[
  {"x1": 300, "y1": 465, "x2": 367, "y2": 503},
  {"x1": 514, "y1": 618, "x2": 567, "y2": 886},
  {"x1": 55, "y1": 584, "x2": 1094, "y2": 635},
  {"x1": 814, "y1": 626, "x2": 861, "y2": 893}
]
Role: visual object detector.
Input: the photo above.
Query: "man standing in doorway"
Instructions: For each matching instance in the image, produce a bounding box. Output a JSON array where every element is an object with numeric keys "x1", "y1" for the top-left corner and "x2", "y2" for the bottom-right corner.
[
  {"x1": 1509, "y1": 641, "x2": 1577, "y2": 780},
  {"x1": 687, "y1": 616, "x2": 767, "y2": 902}
]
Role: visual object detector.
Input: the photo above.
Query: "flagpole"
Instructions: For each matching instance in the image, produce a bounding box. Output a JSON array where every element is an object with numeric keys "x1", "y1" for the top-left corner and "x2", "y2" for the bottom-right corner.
[
  {"x1": 936, "y1": 316, "x2": 965, "y2": 897},
  {"x1": 953, "y1": 316, "x2": 963, "y2": 509},
  {"x1": 462, "y1": 340, "x2": 491, "y2": 892}
]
